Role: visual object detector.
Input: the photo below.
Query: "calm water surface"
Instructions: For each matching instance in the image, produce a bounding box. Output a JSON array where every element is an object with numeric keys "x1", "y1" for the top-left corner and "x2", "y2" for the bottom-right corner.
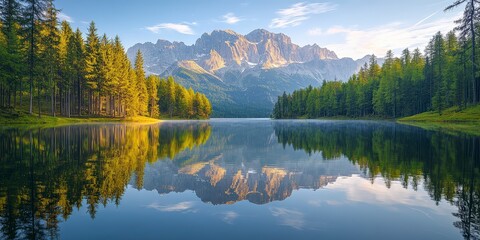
[{"x1": 0, "y1": 119, "x2": 479, "y2": 239}]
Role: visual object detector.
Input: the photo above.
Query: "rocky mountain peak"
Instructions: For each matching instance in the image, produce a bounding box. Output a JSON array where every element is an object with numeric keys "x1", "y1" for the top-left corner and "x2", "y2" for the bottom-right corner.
[
  {"x1": 203, "y1": 49, "x2": 226, "y2": 72},
  {"x1": 128, "y1": 28, "x2": 342, "y2": 75}
]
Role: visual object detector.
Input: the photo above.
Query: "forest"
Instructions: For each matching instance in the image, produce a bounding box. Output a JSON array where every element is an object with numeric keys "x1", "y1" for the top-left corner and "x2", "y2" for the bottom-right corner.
[
  {"x1": 0, "y1": 0, "x2": 211, "y2": 119},
  {"x1": 273, "y1": 2, "x2": 480, "y2": 119}
]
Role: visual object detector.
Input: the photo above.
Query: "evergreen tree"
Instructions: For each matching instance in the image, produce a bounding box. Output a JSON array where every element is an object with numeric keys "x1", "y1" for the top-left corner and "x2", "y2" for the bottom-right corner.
[
  {"x1": 446, "y1": 0, "x2": 480, "y2": 103},
  {"x1": 431, "y1": 32, "x2": 447, "y2": 115},
  {"x1": 146, "y1": 75, "x2": 159, "y2": 117},
  {"x1": 134, "y1": 50, "x2": 148, "y2": 115},
  {"x1": 22, "y1": 0, "x2": 48, "y2": 115},
  {"x1": 84, "y1": 21, "x2": 101, "y2": 115},
  {"x1": 0, "y1": 21, "x2": 8, "y2": 107},
  {"x1": 40, "y1": 0, "x2": 60, "y2": 116},
  {"x1": 70, "y1": 29, "x2": 85, "y2": 115},
  {"x1": 0, "y1": 0, "x2": 23, "y2": 108}
]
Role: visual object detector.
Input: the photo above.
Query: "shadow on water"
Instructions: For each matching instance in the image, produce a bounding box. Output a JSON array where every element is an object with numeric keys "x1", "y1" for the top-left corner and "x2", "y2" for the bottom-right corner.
[{"x1": 0, "y1": 120, "x2": 478, "y2": 239}]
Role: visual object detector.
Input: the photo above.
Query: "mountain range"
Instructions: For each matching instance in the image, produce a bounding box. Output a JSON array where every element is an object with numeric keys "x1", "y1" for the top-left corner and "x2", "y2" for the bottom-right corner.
[{"x1": 127, "y1": 29, "x2": 381, "y2": 117}]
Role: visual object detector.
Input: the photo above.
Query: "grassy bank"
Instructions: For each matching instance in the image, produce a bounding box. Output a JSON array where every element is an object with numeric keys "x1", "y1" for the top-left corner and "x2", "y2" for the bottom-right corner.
[
  {"x1": 0, "y1": 109, "x2": 161, "y2": 126},
  {"x1": 398, "y1": 105, "x2": 480, "y2": 136},
  {"x1": 399, "y1": 105, "x2": 480, "y2": 123}
]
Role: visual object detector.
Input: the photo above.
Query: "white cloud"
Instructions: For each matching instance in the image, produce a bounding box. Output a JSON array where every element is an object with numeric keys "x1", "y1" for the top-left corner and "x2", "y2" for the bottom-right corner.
[
  {"x1": 220, "y1": 211, "x2": 239, "y2": 224},
  {"x1": 270, "y1": 2, "x2": 336, "y2": 28},
  {"x1": 326, "y1": 175, "x2": 455, "y2": 215},
  {"x1": 307, "y1": 28, "x2": 322, "y2": 36},
  {"x1": 322, "y1": 13, "x2": 460, "y2": 59},
  {"x1": 58, "y1": 12, "x2": 73, "y2": 23},
  {"x1": 222, "y1": 13, "x2": 242, "y2": 24},
  {"x1": 146, "y1": 23, "x2": 195, "y2": 35},
  {"x1": 147, "y1": 201, "x2": 196, "y2": 212},
  {"x1": 270, "y1": 207, "x2": 305, "y2": 230}
]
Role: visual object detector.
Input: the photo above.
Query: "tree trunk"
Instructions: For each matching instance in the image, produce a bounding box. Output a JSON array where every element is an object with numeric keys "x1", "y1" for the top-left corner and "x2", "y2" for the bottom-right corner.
[
  {"x1": 471, "y1": 0, "x2": 477, "y2": 104},
  {"x1": 51, "y1": 81, "x2": 54, "y2": 116},
  {"x1": 68, "y1": 88, "x2": 71, "y2": 118},
  {"x1": 19, "y1": 78, "x2": 22, "y2": 107}
]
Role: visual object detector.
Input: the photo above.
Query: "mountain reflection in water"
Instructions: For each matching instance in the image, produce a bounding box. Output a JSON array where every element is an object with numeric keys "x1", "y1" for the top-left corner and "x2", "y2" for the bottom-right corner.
[{"x1": 0, "y1": 120, "x2": 478, "y2": 239}]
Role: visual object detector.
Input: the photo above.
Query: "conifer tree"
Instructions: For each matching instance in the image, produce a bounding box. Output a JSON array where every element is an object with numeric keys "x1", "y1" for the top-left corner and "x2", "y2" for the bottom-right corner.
[
  {"x1": 70, "y1": 28, "x2": 85, "y2": 115},
  {"x1": 22, "y1": 0, "x2": 48, "y2": 115},
  {"x1": 146, "y1": 75, "x2": 159, "y2": 117},
  {"x1": 58, "y1": 21, "x2": 72, "y2": 116},
  {"x1": 40, "y1": 0, "x2": 60, "y2": 116},
  {"x1": 0, "y1": 0, "x2": 23, "y2": 108},
  {"x1": 446, "y1": 0, "x2": 480, "y2": 103},
  {"x1": 134, "y1": 50, "x2": 148, "y2": 115},
  {"x1": 84, "y1": 22, "x2": 101, "y2": 115}
]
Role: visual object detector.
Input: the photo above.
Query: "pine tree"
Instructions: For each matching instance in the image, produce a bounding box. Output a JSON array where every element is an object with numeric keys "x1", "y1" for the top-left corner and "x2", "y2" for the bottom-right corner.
[
  {"x1": 166, "y1": 76, "x2": 176, "y2": 117},
  {"x1": 22, "y1": 0, "x2": 48, "y2": 115},
  {"x1": 107, "y1": 36, "x2": 123, "y2": 116},
  {"x1": 431, "y1": 32, "x2": 447, "y2": 115},
  {"x1": 146, "y1": 75, "x2": 159, "y2": 117},
  {"x1": 446, "y1": 0, "x2": 479, "y2": 103},
  {"x1": 0, "y1": 21, "x2": 7, "y2": 107},
  {"x1": 99, "y1": 34, "x2": 116, "y2": 115},
  {"x1": 40, "y1": 0, "x2": 60, "y2": 116},
  {"x1": 70, "y1": 29, "x2": 85, "y2": 115},
  {"x1": 445, "y1": 31, "x2": 459, "y2": 108},
  {"x1": 0, "y1": 0, "x2": 23, "y2": 108},
  {"x1": 125, "y1": 66, "x2": 138, "y2": 116},
  {"x1": 58, "y1": 21, "x2": 72, "y2": 116},
  {"x1": 84, "y1": 22, "x2": 101, "y2": 115},
  {"x1": 134, "y1": 50, "x2": 148, "y2": 115}
]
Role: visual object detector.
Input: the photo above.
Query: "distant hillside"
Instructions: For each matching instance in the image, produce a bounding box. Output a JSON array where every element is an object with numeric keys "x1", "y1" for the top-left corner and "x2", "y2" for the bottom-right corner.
[{"x1": 128, "y1": 29, "x2": 381, "y2": 117}]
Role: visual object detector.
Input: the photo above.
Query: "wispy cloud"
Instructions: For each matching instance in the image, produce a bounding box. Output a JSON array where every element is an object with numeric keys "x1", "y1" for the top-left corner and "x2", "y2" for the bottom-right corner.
[
  {"x1": 326, "y1": 175, "x2": 456, "y2": 216},
  {"x1": 147, "y1": 201, "x2": 196, "y2": 212},
  {"x1": 222, "y1": 13, "x2": 242, "y2": 24},
  {"x1": 58, "y1": 12, "x2": 74, "y2": 23},
  {"x1": 270, "y1": 207, "x2": 305, "y2": 230},
  {"x1": 322, "y1": 13, "x2": 459, "y2": 59},
  {"x1": 146, "y1": 23, "x2": 195, "y2": 35},
  {"x1": 220, "y1": 211, "x2": 239, "y2": 224},
  {"x1": 270, "y1": 2, "x2": 336, "y2": 28}
]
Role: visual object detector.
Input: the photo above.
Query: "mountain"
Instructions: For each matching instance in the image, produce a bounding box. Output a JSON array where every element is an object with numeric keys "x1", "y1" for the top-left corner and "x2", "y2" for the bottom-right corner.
[{"x1": 127, "y1": 29, "x2": 380, "y2": 117}]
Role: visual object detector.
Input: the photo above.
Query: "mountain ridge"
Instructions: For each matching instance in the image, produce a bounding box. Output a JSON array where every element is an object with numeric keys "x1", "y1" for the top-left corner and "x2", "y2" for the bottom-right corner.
[{"x1": 127, "y1": 29, "x2": 382, "y2": 117}]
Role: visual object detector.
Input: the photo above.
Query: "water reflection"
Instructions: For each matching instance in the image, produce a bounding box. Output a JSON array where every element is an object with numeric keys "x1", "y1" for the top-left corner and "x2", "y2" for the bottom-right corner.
[
  {"x1": 274, "y1": 121, "x2": 480, "y2": 239},
  {"x1": 0, "y1": 120, "x2": 478, "y2": 239},
  {"x1": 0, "y1": 122, "x2": 211, "y2": 239}
]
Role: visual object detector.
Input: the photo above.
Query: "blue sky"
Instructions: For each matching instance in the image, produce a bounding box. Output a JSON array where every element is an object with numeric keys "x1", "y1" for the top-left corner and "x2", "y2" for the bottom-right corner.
[{"x1": 56, "y1": 0, "x2": 461, "y2": 59}]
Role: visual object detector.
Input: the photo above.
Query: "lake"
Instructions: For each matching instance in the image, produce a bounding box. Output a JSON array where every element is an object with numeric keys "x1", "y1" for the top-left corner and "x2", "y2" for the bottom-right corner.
[{"x1": 0, "y1": 119, "x2": 478, "y2": 240}]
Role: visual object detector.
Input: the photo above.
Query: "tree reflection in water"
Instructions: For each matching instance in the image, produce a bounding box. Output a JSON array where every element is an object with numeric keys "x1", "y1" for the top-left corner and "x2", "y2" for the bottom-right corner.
[
  {"x1": 274, "y1": 121, "x2": 479, "y2": 239},
  {"x1": 0, "y1": 122, "x2": 211, "y2": 239},
  {"x1": 0, "y1": 121, "x2": 478, "y2": 239}
]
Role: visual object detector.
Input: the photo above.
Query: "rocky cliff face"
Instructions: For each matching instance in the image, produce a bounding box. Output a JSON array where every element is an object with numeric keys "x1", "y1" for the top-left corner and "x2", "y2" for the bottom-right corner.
[
  {"x1": 127, "y1": 29, "x2": 379, "y2": 117},
  {"x1": 128, "y1": 29, "x2": 339, "y2": 74}
]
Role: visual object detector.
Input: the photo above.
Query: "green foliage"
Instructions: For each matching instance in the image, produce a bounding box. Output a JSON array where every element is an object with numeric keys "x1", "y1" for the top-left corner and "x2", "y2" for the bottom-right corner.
[
  {"x1": 134, "y1": 50, "x2": 148, "y2": 115},
  {"x1": 146, "y1": 75, "x2": 160, "y2": 118},
  {"x1": 0, "y1": 1, "x2": 212, "y2": 121},
  {"x1": 157, "y1": 76, "x2": 212, "y2": 119},
  {"x1": 273, "y1": 30, "x2": 479, "y2": 120}
]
